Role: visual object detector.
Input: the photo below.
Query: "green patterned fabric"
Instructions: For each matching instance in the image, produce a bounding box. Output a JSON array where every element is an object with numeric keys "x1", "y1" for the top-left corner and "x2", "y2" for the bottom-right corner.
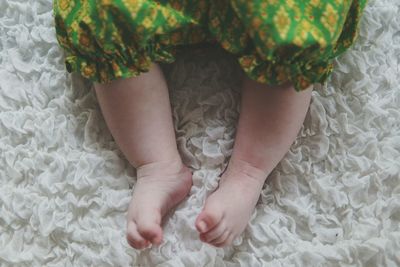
[{"x1": 53, "y1": 0, "x2": 368, "y2": 91}]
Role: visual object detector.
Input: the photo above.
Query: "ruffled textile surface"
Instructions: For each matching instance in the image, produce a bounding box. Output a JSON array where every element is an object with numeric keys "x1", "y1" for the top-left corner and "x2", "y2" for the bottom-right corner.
[
  {"x1": 1, "y1": 0, "x2": 400, "y2": 266},
  {"x1": 53, "y1": 0, "x2": 367, "y2": 91}
]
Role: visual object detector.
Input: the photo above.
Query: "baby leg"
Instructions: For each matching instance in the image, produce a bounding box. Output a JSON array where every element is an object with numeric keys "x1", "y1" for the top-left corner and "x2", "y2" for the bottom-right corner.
[
  {"x1": 94, "y1": 63, "x2": 192, "y2": 249},
  {"x1": 195, "y1": 76, "x2": 312, "y2": 247}
]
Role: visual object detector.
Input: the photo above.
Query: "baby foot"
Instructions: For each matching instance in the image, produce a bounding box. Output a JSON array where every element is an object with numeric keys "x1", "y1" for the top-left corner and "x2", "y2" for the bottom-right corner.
[
  {"x1": 195, "y1": 159, "x2": 267, "y2": 247},
  {"x1": 126, "y1": 159, "x2": 192, "y2": 249}
]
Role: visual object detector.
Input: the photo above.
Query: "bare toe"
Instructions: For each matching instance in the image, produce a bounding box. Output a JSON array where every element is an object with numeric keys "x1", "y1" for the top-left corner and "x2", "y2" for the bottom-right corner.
[
  {"x1": 200, "y1": 221, "x2": 226, "y2": 243},
  {"x1": 210, "y1": 229, "x2": 231, "y2": 246},
  {"x1": 195, "y1": 206, "x2": 223, "y2": 233},
  {"x1": 127, "y1": 221, "x2": 151, "y2": 249},
  {"x1": 136, "y1": 221, "x2": 163, "y2": 245},
  {"x1": 214, "y1": 232, "x2": 235, "y2": 247}
]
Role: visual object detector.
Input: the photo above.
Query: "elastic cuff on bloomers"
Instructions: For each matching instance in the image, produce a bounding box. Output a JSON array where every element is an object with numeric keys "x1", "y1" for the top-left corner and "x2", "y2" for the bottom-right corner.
[
  {"x1": 63, "y1": 42, "x2": 176, "y2": 84},
  {"x1": 208, "y1": 0, "x2": 368, "y2": 91},
  {"x1": 53, "y1": 0, "x2": 368, "y2": 91},
  {"x1": 53, "y1": 0, "x2": 211, "y2": 83}
]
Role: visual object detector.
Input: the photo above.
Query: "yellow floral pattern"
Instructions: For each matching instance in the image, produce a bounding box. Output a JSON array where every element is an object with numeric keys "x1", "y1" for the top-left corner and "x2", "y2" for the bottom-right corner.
[{"x1": 53, "y1": 0, "x2": 368, "y2": 91}]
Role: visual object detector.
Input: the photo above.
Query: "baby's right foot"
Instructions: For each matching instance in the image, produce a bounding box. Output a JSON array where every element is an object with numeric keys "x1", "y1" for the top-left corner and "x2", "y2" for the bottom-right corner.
[{"x1": 126, "y1": 159, "x2": 192, "y2": 249}]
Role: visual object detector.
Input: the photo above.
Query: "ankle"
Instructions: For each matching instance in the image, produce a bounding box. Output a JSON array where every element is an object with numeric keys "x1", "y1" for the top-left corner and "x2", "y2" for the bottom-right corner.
[
  {"x1": 136, "y1": 158, "x2": 186, "y2": 177},
  {"x1": 223, "y1": 157, "x2": 269, "y2": 184}
]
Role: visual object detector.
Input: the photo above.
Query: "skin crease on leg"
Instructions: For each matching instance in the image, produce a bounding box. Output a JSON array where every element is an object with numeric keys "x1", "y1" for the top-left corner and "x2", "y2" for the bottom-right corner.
[{"x1": 94, "y1": 62, "x2": 313, "y2": 249}]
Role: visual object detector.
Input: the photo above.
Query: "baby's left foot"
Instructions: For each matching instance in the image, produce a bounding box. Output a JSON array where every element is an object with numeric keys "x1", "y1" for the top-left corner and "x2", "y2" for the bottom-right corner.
[{"x1": 195, "y1": 159, "x2": 267, "y2": 247}]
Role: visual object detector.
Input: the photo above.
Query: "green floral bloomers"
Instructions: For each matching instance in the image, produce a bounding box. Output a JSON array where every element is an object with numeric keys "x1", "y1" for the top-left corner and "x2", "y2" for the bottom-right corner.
[{"x1": 53, "y1": 0, "x2": 368, "y2": 91}]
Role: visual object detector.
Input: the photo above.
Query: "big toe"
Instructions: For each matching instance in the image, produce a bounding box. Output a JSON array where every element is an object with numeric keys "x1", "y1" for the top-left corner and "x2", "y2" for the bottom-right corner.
[
  {"x1": 195, "y1": 205, "x2": 223, "y2": 234},
  {"x1": 137, "y1": 222, "x2": 163, "y2": 245},
  {"x1": 127, "y1": 221, "x2": 151, "y2": 249},
  {"x1": 136, "y1": 208, "x2": 163, "y2": 245}
]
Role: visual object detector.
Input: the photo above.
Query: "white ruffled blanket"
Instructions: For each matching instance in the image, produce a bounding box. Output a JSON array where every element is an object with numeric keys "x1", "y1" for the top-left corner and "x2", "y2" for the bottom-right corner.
[{"x1": 1, "y1": 0, "x2": 399, "y2": 266}]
